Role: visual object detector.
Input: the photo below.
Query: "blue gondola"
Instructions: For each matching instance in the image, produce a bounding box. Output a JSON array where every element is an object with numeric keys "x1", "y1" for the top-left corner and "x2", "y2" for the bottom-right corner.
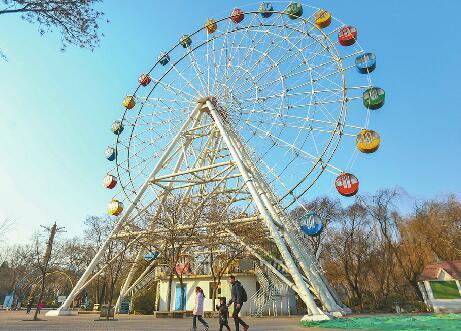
[
  {"x1": 105, "y1": 147, "x2": 117, "y2": 161},
  {"x1": 144, "y1": 251, "x2": 160, "y2": 262},
  {"x1": 356, "y1": 53, "x2": 376, "y2": 74},
  {"x1": 299, "y1": 212, "x2": 324, "y2": 237},
  {"x1": 259, "y1": 2, "x2": 274, "y2": 18},
  {"x1": 158, "y1": 52, "x2": 170, "y2": 66}
]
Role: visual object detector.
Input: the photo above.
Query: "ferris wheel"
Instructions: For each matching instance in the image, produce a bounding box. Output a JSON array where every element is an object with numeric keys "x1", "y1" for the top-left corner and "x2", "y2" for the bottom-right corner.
[
  {"x1": 56, "y1": 1, "x2": 385, "y2": 321},
  {"x1": 104, "y1": 1, "x2": 384, "y2": 218}
]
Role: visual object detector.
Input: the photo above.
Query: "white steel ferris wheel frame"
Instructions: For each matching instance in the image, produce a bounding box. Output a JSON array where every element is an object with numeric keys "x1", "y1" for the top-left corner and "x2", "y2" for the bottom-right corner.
[
  {"x1": 49, "y1": 3, "x2": 378, "y2": 321},
  {"x1": 52, "y1": 98, "x2": 346, "y2": 320}
]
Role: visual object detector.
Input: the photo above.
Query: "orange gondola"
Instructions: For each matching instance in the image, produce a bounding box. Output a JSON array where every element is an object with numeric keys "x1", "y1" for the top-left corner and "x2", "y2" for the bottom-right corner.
[
  {"x1": 335, "y1": 173, "x2": 359, "y2": 197},
  {"x1": 231, "y1": 8, "x2": 245, "y2": 23},
  {"x1": 138, "y1": 73, "x2": 151, "y2": 87},
  {"x1": 338, "y1": 26, "x2": 357, "y2": 46}
]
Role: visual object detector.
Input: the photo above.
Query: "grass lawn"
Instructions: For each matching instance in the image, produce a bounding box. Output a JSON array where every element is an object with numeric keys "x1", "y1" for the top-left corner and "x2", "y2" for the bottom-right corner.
[{"x1": 302, "y1": 314, "x2": 461, "y2": 331}]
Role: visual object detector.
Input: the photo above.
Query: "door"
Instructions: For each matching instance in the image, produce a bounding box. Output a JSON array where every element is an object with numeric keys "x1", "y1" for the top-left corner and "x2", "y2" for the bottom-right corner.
[{"x1": 175, "y1": 283, "x2": 187, "y2": 311}]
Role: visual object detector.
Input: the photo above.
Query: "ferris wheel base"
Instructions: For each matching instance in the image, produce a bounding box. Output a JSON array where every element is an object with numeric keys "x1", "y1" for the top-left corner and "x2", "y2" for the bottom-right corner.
[
  {"x1": 45, "y1": 308, "x2": 77, "y2": 316},
  {"x1": 301, "y1": 314, "x2": 331, "y2": 322}
]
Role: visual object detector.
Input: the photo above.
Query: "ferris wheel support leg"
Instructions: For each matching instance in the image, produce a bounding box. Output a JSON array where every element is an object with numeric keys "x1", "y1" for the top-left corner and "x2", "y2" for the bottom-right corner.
[
  {"x1": 227, "y1": 133, "x2": 346, "y2": 316},
  {"x1": 115, "y1": 110, "x2": 204, "y2": 314},
  {"x1": 255, "y1": 186, "x2": 344, "y2": 315},
  {"x1": 115, "y1": 248, "x2": 144, "y2": 313},
  {"x1": 205, "y1": 100, "x2": 328, "y2": 320},
  {"x1": 48, "y1": 106, "x2": 202, "y2": 316}
]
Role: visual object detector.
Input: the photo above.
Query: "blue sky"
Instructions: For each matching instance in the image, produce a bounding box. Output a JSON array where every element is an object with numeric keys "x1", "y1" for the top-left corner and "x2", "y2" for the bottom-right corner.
[{"x1": 1, "y1": 0, "x2": 460, "y2": 244}]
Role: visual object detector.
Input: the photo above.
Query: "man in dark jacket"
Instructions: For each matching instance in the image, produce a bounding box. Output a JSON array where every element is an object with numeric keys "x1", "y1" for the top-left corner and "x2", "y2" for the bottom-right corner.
[{"x1": 227, "y1": 275, "x2": 249, "y2": 331}]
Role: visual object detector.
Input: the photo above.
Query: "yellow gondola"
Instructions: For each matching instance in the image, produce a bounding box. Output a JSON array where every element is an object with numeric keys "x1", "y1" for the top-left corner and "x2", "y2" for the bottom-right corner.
[
  {"x1": 122, "y1": 95, "x2": 136, "y2": 109},
  {"x1": 205, "y1": 18, "x2": 217, "y2": 34},
  {"x1": 356, "y1": 129, "x2": 380, "y2": 153},
  {"x1": 108, "y1": 199, "x2": 124, "y2": 216},
  {"x1": 314, "y1": 10, "x2": 331, "y2": 29}
]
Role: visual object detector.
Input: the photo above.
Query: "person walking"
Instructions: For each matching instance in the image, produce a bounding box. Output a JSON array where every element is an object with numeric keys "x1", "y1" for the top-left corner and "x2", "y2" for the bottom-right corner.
[
  {"x1": 191, "y1": 287, "x2": 209, "y2": 331},
  {"x1": 37, "y1": 301, "x2": 44, "y2": 314},
  {"x1": 227, "y1": 275, "x2": 249, "y2": 331},
  {"x1": 26, "y1": 299, "x2": 33, "y2": 314},
  {"x1": 216, "y1": 297, "x2": 231, "y2": 331}
]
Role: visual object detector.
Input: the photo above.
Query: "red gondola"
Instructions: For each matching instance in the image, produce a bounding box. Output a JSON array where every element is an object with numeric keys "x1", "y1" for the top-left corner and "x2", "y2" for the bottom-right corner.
[
  {"x1": 231, "y1": 8, "x2": 245, "y2": 23},
  {"x1": 335, "y1": 173, "x2": 359, "y2": 197},
  {"x1": 103, "y1": 174, "x2": 117, "y2": 189},
  {"x1": 338, "y1": 26, "x2": 357, "y2": 46},
  {"x1": 138, "y1": 73, "x2": 151, "y2": 87}
]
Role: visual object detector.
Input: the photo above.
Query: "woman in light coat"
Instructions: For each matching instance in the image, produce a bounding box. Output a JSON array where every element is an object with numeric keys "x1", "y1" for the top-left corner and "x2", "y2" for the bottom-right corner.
[{"x1": 192, "y1": 287, "x2": 209, "y2": 331}]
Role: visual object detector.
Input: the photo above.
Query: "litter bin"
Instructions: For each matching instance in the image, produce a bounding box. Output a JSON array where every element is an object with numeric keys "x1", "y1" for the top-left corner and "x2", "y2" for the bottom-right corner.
[{"x1": 100, "y1": 304, "x2": 114, "y2": 318}]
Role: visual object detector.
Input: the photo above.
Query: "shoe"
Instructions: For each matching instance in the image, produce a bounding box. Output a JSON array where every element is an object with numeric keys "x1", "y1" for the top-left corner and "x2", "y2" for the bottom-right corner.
[{"x1": 243, "y1": 326, "x2": 249, "y2": 331}]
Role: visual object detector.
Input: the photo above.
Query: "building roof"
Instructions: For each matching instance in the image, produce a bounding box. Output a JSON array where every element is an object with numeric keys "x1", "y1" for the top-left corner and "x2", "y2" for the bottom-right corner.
[{"x1": 418, "y1": 260, "x2": 461, "y2": 281}]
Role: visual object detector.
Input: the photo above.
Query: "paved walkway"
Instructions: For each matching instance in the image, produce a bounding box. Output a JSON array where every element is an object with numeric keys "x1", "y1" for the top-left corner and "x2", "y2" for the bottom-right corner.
[{"x1": 0, "y1": 311, "x2": 340, "y2": 331}]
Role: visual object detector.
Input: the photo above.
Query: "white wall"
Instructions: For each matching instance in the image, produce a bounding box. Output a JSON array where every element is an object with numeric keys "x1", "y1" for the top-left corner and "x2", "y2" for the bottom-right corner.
[{"x1": 157, "y1": 274, "x2": 294, "y2": 316}]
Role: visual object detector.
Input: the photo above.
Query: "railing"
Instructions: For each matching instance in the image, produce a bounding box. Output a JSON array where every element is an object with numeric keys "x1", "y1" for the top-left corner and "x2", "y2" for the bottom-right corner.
[
  {"x1": 250, "y1": 264, "x2": 289, "y2": 317},
  {"x1": 128, "y1": 268, "x2": 158, "y2": 298}
]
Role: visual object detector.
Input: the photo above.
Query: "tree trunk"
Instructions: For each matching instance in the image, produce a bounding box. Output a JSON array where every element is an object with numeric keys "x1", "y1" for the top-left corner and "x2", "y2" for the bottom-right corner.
[
  {"x1": 98, "y1": 281, "x2": 106, "y2": 306},
  {"x1": 106, "y1": 283, "x2": 115, "y2": 321},
  {"x1": 33, "y1": 271, "x2": 46, "y2": 321}
]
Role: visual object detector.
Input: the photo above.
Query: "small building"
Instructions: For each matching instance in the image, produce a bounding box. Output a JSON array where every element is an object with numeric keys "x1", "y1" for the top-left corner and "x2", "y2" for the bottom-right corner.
[
  {"x1": 418, "y1": 260, "x2": 461, "y2": 313},
  {"x1": 155, "y1": 259, "x2": 298, "y2": 317}
]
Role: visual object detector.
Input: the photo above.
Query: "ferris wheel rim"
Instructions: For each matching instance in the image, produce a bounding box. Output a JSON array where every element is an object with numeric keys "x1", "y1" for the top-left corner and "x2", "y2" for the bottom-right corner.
[{"x1": 111, "y1": 3, "x2": 374, "y2": 210}]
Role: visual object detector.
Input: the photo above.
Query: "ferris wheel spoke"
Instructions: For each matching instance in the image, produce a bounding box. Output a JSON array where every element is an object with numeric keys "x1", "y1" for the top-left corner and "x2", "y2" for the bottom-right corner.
[
  {"x1": 153, "y1": 78, "x2": 197, "y2": 102},
  {"x1": 222, "y1": 13, "x2": 282, "y2": 81},
  {"x1": 122, "y1": 114, "x2": 185, "y2": 144},
  {"x1": 239, "y1": 108, "x2": 363, "y2": 137},
  {"x1": 244, "y1": 121, "x2": 343, "y2": 173},
  {"x1": 223, "y1": 17, "x2": 326, "y2": 97},
  {"x1": 123, "y1": 106, "x2": 190, "y2": 122},
  {"x1": 229, "y1": 43, "x2": 331, "y2": 100},
  {"x1": 187, "y1": 47, "x2": 208, "y2": 94},
  {"x1": 209, "y1": 18, "x2": 233, "y2": 95},
  {"x1": 223, "y1": 23, "x2": 303, "y2": 95},
  {"x1": 168, "y1": 61, "x2": 203, "y2": 97},
  {"x1": 243, "y1": 118, "x2": 353, "y2": 136},
  {"x1": 222, "y1": 14, "x2": 301, "y2": 92},
  {"x1": 237, "y1": 84, "x2": 369, "y2": 105}
]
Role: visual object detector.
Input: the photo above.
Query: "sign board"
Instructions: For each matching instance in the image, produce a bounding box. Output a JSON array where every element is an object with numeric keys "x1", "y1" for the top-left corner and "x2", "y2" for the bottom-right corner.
[{"x1": 57, "y1": 296, "x2": 67, "y2": 303}]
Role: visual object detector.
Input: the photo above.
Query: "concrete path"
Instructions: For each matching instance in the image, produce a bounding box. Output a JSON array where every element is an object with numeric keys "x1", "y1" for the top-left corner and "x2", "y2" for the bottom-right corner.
[{"x1": 0, "y1": 311, "x2": 346, "y2": 331}]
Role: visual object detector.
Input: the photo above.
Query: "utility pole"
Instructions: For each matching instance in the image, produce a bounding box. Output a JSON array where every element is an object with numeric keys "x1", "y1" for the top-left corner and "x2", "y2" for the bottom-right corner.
[{"x1": 33, "y1": 222, "x2": 65, "y2": 321}]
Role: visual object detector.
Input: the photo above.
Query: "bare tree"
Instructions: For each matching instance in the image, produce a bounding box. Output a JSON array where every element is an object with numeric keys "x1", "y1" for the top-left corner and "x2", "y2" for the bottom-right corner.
[
  {"x1": 156, "y1": 195, "x2": 208, "y2": 311},
  {"x1": 0, "y1": 0, "x2": 107, "y2": 59},
  {"x1": 0, "y1": 219, "x2": 14, "y2": 242},
  {"x1": 324, "y1": 202, "x2": 375, "y2": 311},
  {"x1": 31, "y1": 223, "x2": 65, "y2": 320}
]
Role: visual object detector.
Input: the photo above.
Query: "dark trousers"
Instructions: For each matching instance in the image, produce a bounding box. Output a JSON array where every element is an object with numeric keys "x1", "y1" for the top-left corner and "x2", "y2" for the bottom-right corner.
[
  {"x1": 232, "y1": 304, "x2": 248, "y2": 331},
  {"x1": 192, "y1": 314, "x2": 208, "y2": 329},
  {"x1": 219, "y1": 322, "x2": 230, "y2": 331}
]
